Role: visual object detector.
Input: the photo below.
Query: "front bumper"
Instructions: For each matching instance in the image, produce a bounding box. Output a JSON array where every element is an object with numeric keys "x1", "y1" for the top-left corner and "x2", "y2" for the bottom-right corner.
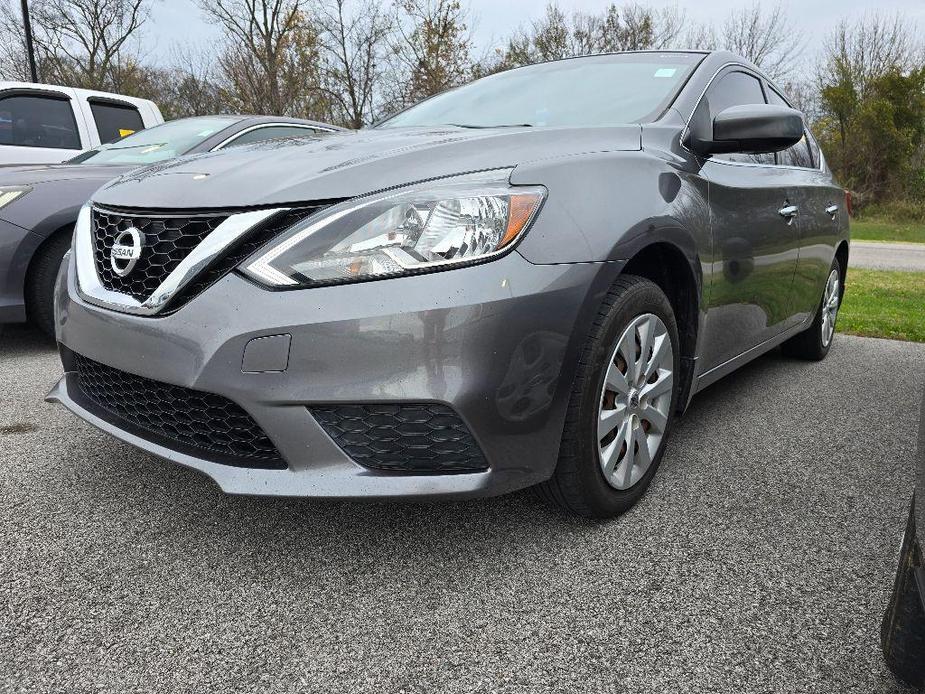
[{"x1": 49, "y1": 249, "x2": 618, "y2": 498}]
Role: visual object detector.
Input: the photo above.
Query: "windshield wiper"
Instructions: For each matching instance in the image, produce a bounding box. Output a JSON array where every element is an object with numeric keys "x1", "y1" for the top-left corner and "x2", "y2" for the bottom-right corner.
[{"x1": 443, "y1": 123, "x2": 533, "y2": 129}]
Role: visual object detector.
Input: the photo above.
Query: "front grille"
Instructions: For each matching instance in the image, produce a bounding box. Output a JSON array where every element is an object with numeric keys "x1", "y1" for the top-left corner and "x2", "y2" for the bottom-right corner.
[
  {"x1": 311, "y1": 404, "x2": 488, "y2": 473},
  {"x1": 92, "y1": 209, "x2": 230, "y2": 302},
  {"x1": 74, "y1": 354, "x2": 285, "y2": 469},
  {"x1": 90, "y1": 205, "x2": 329, "y2": 310},
  {"x1": 165, "y1": 207, "x2": 325, "y2": 309}
]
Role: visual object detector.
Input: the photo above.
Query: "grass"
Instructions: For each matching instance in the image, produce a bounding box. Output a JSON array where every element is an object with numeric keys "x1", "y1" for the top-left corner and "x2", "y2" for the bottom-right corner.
[
  {"x1": 851, "y1": 218, "x2": 925, "y2": 244},
  {"x1": 838, "y1": 269, "x2": 925, "y2": 342}
]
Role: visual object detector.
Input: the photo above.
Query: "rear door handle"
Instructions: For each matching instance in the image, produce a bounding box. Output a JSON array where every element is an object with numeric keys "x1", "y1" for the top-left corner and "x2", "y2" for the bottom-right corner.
[
  {"x1": 825, "y1": 204, "x2": 839, "y2": 219},
  {"x1": 779, "y1": 204, "x2": 799, "y2": 224}
]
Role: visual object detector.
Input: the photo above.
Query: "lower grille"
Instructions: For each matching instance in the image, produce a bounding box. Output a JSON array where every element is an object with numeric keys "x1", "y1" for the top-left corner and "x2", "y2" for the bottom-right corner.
[
  {"x1": 74, "y1": 354, "x2": 285, "y2": 469},
  {"x1": 311, "y1": 404, "x2": 488, "y2": 472}
]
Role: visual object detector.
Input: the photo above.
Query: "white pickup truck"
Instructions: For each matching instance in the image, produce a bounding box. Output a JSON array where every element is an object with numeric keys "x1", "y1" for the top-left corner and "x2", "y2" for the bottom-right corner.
[{"x1": 0, "y1": 82, "x2": 163, "y2": 165}]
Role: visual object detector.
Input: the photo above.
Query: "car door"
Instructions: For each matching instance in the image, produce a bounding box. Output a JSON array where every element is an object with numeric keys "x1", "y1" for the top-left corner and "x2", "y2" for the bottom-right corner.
[
  {"x1": 0, "y1": 88, "x2": 87, "y2": 164},
  {"x1": 766, "y1": 85, "x2": 844, "y2": 325},
  {"x1": 695, "y1": 68, "x2": 802, "y2": 372}
]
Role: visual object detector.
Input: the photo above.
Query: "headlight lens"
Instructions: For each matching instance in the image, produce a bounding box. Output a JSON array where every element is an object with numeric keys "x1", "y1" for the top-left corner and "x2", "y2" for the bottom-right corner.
[
  {"x1": 241, "y1": 172, "x2": 545, "y2": 288},
  {"x1": 0, "y1": 186, "x2": 31, "y2": 210}
]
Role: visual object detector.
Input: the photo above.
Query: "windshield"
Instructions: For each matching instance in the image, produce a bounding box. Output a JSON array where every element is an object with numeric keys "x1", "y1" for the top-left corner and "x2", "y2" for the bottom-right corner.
[
  {"x1": 379, "y1": 53, "x2": 703, "y2": 129},
  {"x1": 68, "y1": 116, "x2": 240, "y2": 165}
]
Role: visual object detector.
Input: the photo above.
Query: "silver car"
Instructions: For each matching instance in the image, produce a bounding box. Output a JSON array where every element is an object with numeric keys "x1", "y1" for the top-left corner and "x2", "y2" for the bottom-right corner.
[{"x1": 48, "y1": 51, "x2": 850, "y2": 517}]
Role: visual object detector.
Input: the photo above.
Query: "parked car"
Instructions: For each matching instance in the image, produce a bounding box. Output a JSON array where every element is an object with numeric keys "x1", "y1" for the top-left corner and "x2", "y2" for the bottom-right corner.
[
  {"x1": 0, "y1": 115, "x2": 341, "y2": 336},
  {"x1": 47, "y1": 50, "x2": 850, "y2": 517},
  {"x1": 0, "y1": 82, "x2": 162, "y2": 165},
  {"x1": 882, "y1": 390, "x2": 925, "y2": 686}
]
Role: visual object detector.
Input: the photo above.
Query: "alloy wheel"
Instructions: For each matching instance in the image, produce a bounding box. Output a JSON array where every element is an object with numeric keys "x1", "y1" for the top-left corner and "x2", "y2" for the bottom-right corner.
[
  {"x1": 821, "y1": 269, "x2": 840, "y2": 347},
  {"x1": 597, "y1": 313, "x2": 674, "y2": 490}
]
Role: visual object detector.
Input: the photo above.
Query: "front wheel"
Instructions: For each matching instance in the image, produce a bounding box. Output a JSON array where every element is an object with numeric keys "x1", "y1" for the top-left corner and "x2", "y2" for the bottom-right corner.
[
  {"x1": 781, "y1": 257, "x2": 842, "y2": 361},
  {"x1": 537, "y1": 275, "x2": 680, "y2": 518},
  {"x1": 26, "y1": 231, "x2": 72, "y2": 339}
]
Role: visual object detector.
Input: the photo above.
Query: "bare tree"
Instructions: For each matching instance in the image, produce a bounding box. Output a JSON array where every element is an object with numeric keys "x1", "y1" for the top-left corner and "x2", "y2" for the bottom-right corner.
[
  {"x1": 200, "y1": 0, "x2": 327, "y2": 117},
  {"x1": 162, "y1": 46, "x2": 229, "y2": 117},
  {"x1": 317, "y1": 0, "x2": 392, "y2": 128},
  {"x1": 129, "y1": 46, "x2": 231, "y2": 119},
  {"x1": 0, "y1": 0, "x2": 148, "y2": 87},
  {"x1": 679, "y1": 21, "x2": 715, "y2": 53},
  {"x1": 0, "y1": 4, "x2": 30, "y2": 81},
  {"x1": 600, "y1": 3, "x2": 684, "y2": 52},
  {"x1": 718, "y1": 2, "x2": 803, "y2": 82},
  {"x1": 388, "y1": 0, "x2": 473, "y2": 109},
  {"x1": 480, "y1": 2, "x2": 686, "y2": 72},
  {"x1": 529, "y1": 4, "x2": 579, "y2": 61},
  {"x1": 820, "y1": 12, "x2": 924, "y2": 97}
]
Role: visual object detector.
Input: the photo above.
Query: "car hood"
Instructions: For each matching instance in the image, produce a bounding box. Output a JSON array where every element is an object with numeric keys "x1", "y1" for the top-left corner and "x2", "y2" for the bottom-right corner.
[
  {"x1": 93, "y1": 125, "x2": 642, "y2": 209},
  {"x1": 0, "y1": 163, "x2": 134, "y2": 187}
]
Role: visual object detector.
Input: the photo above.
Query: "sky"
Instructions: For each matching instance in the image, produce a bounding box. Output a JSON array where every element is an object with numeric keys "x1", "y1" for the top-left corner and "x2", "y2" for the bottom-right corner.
[{"x1": 136, "y1": 0, "x2": 925, "y2": 68}]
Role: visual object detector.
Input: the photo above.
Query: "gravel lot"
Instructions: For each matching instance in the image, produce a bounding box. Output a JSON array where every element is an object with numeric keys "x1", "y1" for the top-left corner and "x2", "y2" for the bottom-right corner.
[{"x1": 1, "y1": 325, "x2": 923, "y2": 694}]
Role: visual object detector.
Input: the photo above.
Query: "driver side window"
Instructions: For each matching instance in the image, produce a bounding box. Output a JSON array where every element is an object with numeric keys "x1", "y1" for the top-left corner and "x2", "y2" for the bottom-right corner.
[{"x1": 697, "y1": 71, "x2": 774, "y2": 165}]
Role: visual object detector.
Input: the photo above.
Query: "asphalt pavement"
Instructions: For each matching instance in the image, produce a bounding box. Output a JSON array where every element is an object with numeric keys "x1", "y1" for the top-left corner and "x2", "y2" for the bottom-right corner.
[
  {"x1": 1, "y1": 324, "x2": 923, "y2": 694},
  {"x1": 849, "y1": 241, "x2": 925, "y2": 272}
]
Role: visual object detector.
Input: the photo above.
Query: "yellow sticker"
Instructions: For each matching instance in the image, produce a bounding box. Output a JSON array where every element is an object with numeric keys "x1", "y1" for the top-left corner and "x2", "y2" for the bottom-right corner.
[{"x1": 118, "y1": 128, "x2": 135, "y2": 137}]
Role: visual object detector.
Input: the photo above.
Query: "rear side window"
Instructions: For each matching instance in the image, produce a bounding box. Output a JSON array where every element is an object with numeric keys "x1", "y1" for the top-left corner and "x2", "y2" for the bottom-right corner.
[
  {"x1": 700, "y1": 71, "x2": 773, "y2": 165},
  {"x1": 221, "y1": 125, "x2": 321, "y2": 148},
  {"x1": 766, "y1": 87, "x2": 814, "y2": 168},
  {"x1": 89, "y1": 101, "x2": 145, "y2": 144},
  {"x1": 806, "y1": 130, "x2": 822, "y2": 169},
  {"x1": 0, "y1": 94, "x2": 81, "y2": 149}
]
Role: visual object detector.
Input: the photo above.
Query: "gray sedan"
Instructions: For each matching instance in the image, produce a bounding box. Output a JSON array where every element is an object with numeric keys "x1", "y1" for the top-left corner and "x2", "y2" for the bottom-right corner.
[
  {"x1": 48, "y1": 51, "x2": 850, "y2": 517},
  {"x1": 0, "y1": 115, "x2": 340, "y2": 335}
]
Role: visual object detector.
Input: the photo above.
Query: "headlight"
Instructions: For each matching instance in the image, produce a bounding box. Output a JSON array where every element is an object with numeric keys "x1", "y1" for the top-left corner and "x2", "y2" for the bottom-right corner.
[
  {"x1": 0, "y1": 186, "x2": 31, "y2": 210},
  {"x1": 241, "y1": 171, "x2": 545, "y2": 288}
]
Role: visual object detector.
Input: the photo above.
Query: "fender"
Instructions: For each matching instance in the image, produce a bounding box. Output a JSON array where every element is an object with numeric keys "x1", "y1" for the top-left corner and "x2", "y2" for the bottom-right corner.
[
  {"x1": 511, "y1": 150, "x2": 710, "y2": 268},
  {"x1": 512, "y1": 150, "x2": 710, "y2": 415}
]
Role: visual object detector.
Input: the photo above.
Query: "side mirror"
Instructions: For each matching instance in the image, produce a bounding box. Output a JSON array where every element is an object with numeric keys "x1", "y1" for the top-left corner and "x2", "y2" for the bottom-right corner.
[{"x1": 687, "y1": 104, "x2": 805, "y2": 156}]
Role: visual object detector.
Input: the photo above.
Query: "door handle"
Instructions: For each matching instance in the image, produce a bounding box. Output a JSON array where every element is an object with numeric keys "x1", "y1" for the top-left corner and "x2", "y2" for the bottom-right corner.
[
  {"x1": 825, "y1": 204, "x2": 839, "y2": 219},
  {"x1": 779, "y1": 204, "x2": 799, "y2": 224}
]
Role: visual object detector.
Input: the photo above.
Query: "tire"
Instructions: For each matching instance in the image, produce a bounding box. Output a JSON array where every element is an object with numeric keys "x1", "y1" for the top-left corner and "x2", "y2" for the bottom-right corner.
[
  {"x1": 25, "y1": 231, "x2": 72, "y2": 339},
  {"x1": 881, "y1": 504, "x2": 925, "y2": 688},
  {"x1": 537, "y1": 275, "x2": 680, "y2": 519},
  {"x1": 781, "y1": 256, "x2": 842, "y2": 361}
]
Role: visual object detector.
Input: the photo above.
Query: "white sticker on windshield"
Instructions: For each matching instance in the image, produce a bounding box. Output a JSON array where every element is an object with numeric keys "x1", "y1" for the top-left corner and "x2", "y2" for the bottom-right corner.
[
  {"x1": 654, "y1": 68, "x2": 677, "y2": 78},
  {"x1": 196, "y1": 130, "x2": 216, "y2": 136}
]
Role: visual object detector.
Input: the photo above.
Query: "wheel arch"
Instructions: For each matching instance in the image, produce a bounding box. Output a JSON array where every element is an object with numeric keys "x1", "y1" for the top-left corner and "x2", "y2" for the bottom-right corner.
[
  {"x1": 24, "y1": 221, "x2": 74, "y2": 317},
  {"x1": 25, "y1": 221, "x2": 74, "y2": 283},
  {"x1": 835, "y1": 240, "x2": 849, "y2": 298},
  {"x1": 619, "y1": 237, "x2": 703, "y2": 414}
]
